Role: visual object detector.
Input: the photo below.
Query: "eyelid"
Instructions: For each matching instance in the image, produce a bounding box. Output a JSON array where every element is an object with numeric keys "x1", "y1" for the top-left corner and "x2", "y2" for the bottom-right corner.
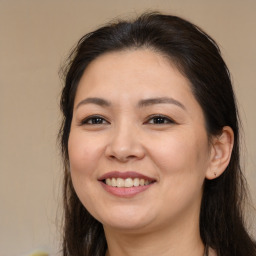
[
  {"x1": 144, "y1": 114, "x2": 176, "y2": 124},
  {"x1": 79, "y1": 115, "x2": 110, "y2": 125},
  {"x1": 78, "y1": 114, "x2": 176, "y2": 126}
]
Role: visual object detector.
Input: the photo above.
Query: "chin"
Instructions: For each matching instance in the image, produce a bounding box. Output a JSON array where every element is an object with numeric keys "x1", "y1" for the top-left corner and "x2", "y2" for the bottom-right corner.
[
  {"x1": 102, "y1": 219, "x2": 153, "y2": 233},
  {"x1": 97, "y1": 207, "x2": 156, "y2": 232}
]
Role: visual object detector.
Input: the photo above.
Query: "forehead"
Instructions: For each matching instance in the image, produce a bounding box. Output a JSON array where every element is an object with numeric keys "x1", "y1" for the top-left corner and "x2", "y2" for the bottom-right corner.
[
  {"x1": 73, "y1": 49, "x2": 206, "y2": 129},
  {"x1": 75, "y1": 49, "x2": 193, "y2": 101}
]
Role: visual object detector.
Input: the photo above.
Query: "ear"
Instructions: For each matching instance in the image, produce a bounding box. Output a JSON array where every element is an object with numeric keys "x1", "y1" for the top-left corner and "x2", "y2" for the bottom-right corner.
[{"x1": 205, "y1": 126, "x2": 234, "y2": 180}]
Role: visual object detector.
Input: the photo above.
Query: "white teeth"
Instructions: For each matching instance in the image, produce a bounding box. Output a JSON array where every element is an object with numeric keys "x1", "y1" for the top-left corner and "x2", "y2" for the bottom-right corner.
[
  {"x1": 124, "y1": 178, "x2": 133, "y2": 187},
  {"x1": 111, "y1": 178, "x2": 117, "y2": 186},
  {"x1": 116, "y1": 178, "x2": 124, "y2": 187},
  {"x1": 106, "y1": 178, "x2": 111, "y2": 185},
  {"x1": 104, "y1": 177, "x2": 152, "y2": 187},
  {"x1": 133, "y1": 178, "x2": 140, "y2": 187}
]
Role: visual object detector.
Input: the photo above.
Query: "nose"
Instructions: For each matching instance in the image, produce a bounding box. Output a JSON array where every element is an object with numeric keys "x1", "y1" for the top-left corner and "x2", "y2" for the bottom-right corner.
[{"x1": 105, "y1": 122, "x2": 145, "y2": 162}]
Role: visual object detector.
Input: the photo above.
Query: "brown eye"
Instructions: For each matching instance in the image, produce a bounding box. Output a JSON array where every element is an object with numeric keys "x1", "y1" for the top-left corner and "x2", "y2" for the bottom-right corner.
[
  {"x1": 81, "y1": 116, "x2": 108, "y2": 125},
  {"x1": 146, "y1": 115, "x2": 175, "y2": 125}
]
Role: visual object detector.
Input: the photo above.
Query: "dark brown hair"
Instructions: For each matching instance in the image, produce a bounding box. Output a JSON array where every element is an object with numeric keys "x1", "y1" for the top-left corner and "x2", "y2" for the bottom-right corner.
[{"x1": 59, "y1": 12, "x2": 256, "y2": 256}]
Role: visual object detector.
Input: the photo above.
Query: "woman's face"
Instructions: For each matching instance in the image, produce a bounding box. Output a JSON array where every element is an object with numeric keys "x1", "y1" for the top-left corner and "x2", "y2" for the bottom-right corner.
[{"x1": 68, "y1": 49, "x2": 212, "y2": 233}]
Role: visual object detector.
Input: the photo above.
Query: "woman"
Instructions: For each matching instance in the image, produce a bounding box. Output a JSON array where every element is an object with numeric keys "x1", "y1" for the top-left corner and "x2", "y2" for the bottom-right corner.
[{"x1": 59, "y1": 12, "x2": 256, "y2": 256}]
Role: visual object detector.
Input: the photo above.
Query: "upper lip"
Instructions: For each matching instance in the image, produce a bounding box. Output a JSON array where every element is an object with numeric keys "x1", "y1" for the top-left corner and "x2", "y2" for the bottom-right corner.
[{"x1": 98, "y1": 171, "x2": 156, "y2": 181}]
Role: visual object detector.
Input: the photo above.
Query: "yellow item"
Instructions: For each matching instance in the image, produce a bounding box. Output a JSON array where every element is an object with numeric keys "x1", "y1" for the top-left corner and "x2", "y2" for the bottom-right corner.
[{"x1": 28, "y1": 251, "x2": 49, "y2": 256}]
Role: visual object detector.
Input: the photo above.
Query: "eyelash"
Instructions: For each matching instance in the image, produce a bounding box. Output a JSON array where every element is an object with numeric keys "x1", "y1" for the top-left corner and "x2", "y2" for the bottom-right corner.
[
  {"x1": 80, "y1": 114, "x2": 175, "y2": 126},
  {"x1": 80, "y1": 115, "x2": 109, "y2": 125},
  {"x1": 144, "y1": 114, "x2": 175, "y2": 125}
]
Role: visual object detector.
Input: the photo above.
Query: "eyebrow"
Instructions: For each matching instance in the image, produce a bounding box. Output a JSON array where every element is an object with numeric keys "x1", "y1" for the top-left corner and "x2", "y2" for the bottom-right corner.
[
  {"x1": 138, "y1": 97, "x2": 186, "y2": 110},
  {"x1": 76, "y1": 97, "x2": 111, "y2": 109},
  {"x1": 75, "y1": 96, "x2": 186, "y2": 111}
]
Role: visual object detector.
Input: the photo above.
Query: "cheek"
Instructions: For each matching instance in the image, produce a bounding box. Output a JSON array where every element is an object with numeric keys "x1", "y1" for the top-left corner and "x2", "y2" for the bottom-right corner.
[
  {"x1": 68, "y1": 130, "x2": 105, "y2": 215},
  {"x1": 68, "y1": 130, "x2": 103, "y2": 179},
  {"x1": 149, "y1": 128, "x2": 210, "y2": 186},
  {"x1": 150, "y1": 131, "x2": 209, "y2": 212}
]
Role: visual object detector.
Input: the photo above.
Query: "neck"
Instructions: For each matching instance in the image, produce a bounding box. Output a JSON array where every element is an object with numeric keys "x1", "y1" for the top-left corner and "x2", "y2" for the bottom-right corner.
[{"x1": 104, "y1": 215, "x2": 205, "y2": 256}]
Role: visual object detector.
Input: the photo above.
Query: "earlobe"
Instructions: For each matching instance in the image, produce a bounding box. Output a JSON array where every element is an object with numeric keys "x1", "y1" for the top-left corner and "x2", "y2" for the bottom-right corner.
[{"x1": 205, "y1": 126, "x2": 234, "y2": 180}]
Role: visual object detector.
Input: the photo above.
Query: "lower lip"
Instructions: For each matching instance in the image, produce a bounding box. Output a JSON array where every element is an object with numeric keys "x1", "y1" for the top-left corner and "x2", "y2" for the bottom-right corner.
[{"x1": 100, "y1": 182, "x2": 154, "y2": 198}]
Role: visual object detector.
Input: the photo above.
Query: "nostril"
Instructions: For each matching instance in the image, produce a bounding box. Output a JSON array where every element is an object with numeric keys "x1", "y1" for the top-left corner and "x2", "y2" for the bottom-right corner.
[{"x1": 105, "y1": 136, "x2": 145, "y2": 162}]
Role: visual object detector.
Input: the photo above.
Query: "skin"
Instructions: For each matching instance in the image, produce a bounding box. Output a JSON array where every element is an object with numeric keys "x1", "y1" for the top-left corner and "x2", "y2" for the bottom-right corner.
[{"x1": 68, "y1": 49, "x2": 232, "y2": 256}]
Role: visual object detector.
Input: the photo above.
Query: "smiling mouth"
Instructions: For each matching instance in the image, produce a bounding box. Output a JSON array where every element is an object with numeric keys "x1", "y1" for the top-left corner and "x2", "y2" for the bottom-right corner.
[
  {"x1": 99, "y1": 172, "x2": 156, "y2": 197},
  {"x1": 104, "y1": 177, "x2": 154, "y2": 188}
]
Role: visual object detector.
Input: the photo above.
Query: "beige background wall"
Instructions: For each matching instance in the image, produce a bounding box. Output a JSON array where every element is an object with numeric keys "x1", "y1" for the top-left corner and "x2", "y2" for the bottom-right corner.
[{"x1": 0, "y1": 1, "x2": 255, "y2": 255}]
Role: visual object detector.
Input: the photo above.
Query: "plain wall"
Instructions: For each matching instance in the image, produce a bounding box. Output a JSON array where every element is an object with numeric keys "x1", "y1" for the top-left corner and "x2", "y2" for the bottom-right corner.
[{"x1": 0, "y1": 1, "x2": 255, "y2": 255}]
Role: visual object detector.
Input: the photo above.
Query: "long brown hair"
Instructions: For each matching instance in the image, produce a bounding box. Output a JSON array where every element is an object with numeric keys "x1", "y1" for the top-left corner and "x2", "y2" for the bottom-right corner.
[{"x1": 59, "y1": 12, "x2": 256, "y2": 256}]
